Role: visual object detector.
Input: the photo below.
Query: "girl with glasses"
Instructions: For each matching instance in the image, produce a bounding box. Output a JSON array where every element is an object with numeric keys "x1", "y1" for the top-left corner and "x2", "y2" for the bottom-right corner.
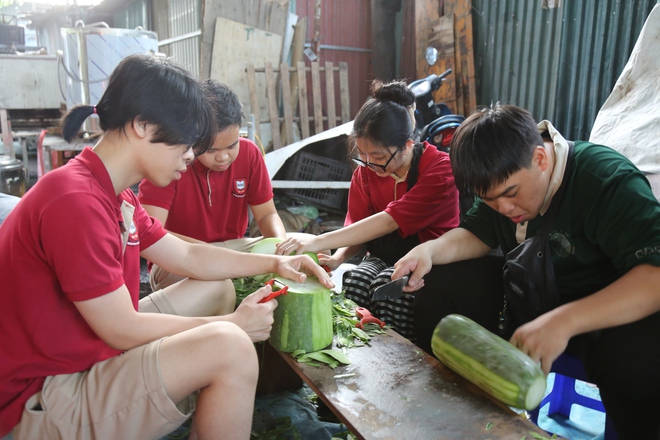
[{"x1": 276, "y1": 79, "x2": 460, "y2": 342}]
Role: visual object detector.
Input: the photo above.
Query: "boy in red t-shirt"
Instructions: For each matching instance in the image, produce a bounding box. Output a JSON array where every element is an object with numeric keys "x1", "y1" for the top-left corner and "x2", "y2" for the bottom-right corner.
[
  {"x1": 0, "y1": 54, "x2": 332, "y2": 440},
  {"x1": 139, "y1": 80, "x2": 290, "y2": 290}
]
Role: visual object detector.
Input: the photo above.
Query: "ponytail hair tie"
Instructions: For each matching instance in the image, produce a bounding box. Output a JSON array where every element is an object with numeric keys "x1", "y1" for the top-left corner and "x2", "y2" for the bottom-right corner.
[{"x1": 93, "y1": 106, "x2": 98, "y2": 115}]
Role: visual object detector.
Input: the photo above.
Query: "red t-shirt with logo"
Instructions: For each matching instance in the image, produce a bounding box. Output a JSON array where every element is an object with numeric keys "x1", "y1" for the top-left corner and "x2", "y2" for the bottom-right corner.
[
  {"x1": 138, "y1": 138, "x2": 273, "y2": 243},
  {"x1": 0, "y1": 147, "x2": 167, "y2": 436}
]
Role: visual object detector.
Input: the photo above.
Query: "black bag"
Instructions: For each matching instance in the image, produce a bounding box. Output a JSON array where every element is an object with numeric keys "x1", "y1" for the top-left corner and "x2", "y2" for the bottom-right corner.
[{"x1": 501, "y1": 142, "x2": 574, "y2": 331}]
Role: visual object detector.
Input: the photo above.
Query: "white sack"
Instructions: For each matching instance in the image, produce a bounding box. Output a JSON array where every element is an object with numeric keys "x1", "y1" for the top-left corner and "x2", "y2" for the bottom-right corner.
[{"x1": 589, "y1": 4, "x2": 660, "y2": 174}]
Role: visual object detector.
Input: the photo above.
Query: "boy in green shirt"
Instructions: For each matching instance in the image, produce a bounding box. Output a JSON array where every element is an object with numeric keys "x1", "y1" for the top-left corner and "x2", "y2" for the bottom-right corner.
[{"x1": 393, "y1": 104, "x2": 660, "y2": 439}]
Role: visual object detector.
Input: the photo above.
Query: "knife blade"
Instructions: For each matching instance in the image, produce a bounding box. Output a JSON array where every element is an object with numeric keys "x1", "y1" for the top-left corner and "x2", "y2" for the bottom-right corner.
[{"x1": 372, "y1": 276, "x2": 409, "y2": 301}]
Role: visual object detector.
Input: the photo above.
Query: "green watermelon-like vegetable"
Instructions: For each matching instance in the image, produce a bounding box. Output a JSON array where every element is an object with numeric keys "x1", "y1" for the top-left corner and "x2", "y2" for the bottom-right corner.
[
  {"x1": 251, "y1": 237, "x2": 320, "y2": 263},
  {"x1": 269, "y1": 277, "x2": 333, "y2": 353},
  {"x1": 250, "y1": 238, "x2": 332, "y2": 353},
  {"x1": 432, "y1": 314, "x2": 547, "y2": 410},
  {"x1": 251, "y1": 237, "x2": 284, "y2": 255}
]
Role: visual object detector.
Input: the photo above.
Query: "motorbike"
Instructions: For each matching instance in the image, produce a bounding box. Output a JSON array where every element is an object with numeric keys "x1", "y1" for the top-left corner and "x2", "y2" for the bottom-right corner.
[
  {"x1": 409, "y1": 48, "x2": 472, "y2": 216},
  {"x1": 408, "y1": 48, "x2": 465, "y2": 153}
]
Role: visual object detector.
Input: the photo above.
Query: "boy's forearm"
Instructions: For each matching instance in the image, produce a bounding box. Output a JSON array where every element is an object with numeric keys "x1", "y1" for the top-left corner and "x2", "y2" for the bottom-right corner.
[
  {"x1": 428, "y1": 227, "x2": 491, "y2": 265},
  {"x1": 330, "y1": 244, "x2": 365, "y2": 265},
  {"x1": 257, "y1": 213, "x2": 287, "y2": 239}
]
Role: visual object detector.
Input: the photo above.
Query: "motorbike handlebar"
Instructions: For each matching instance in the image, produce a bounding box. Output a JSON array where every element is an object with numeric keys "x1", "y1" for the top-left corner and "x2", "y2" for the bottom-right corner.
[{"x1": 436, "y1": 68, "x2": 452, "y2": 81}]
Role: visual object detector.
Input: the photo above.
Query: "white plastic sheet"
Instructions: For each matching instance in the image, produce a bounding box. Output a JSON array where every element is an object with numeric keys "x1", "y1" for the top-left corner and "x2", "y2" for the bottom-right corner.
[{"x1": 589, "y1": 4, "x2": 660, "y2": 174}]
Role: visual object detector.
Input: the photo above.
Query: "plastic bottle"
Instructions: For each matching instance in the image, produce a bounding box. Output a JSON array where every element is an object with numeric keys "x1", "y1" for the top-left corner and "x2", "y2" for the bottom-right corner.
[{"x1": 286, "y1": 205, "x2": 319, "y2": 219}]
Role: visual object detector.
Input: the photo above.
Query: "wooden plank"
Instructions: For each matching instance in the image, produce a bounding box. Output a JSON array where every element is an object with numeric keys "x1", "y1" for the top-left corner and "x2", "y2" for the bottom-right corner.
[
  {"x1": 452, "y1": 18, "x2": 465, "y2": 116},
  {"x1": 427, "y1": 14, "x2": 458, "y2": 114},
  {"x1": 210, "y1": 17, "x2": 282, "y2": 124},
  {"x1": 414, "y1": 0, "x2": 441, "y2": 83},
  {"x1": 445, "y1": 0, "x2": 477, "y2": 114},
  {"x1": 289, "y1": 17, "x2": 308, "y2": 118},
  {"x1": 311, "y1": 62, "x2": 324, "y2": 134},
  {"x1": 246, "y1": 63, "x2": 262, "y2": 143},
  {"x1": 463, "y1": 1, "x2": 478, "y2": 112},
  {"x1": 339, "y1": 62, "x2": 350, "y2": 124},
  {"x1": 265, "y1": 62, "x2": 282, "y2": 150},
  {"x1": 279, "y1": 62, "x2": 295, "y2": 145},
  {"x1": 297, "y1": 61, "x2": 311, "y2": 139},
  {"x1": 277, "y1": 330, "x2": 557, "y2": 440},
  {"x1": 201, "y1": 0, "x2": 289, "y2": 79},
  {"x1": 324, "y1": 61, "x2": 337, "y2": 129}
]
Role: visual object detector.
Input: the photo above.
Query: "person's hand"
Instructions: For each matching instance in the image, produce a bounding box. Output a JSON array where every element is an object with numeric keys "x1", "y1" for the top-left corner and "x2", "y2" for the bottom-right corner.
[
  {"x1": 230, "y1": 285, "x2": 278, "y2": 342},
  {"x1": 274, "y1": 236, "x2": 318, "y2": 256},
  {"x1": 391, "y1": 244, "x2": 434, "y2": 292},
  {"x1": 275, "y1": 254, "x2": 335, "y2": 289},
  {"x1": 509, "y1": 308, "x2": 572, "y2": 375},
  {"x1": 318, "y1": 253, "x2": 342, "y2": 272}
]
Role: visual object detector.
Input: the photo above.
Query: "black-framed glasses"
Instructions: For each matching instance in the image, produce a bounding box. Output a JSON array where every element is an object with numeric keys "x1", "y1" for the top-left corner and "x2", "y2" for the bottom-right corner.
[{"x1": 350, "y1": 147, "x2": 398, "y2": 172}]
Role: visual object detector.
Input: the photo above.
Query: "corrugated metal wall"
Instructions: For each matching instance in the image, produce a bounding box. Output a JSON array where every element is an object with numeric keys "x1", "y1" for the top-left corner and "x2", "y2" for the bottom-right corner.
[
  {"x1": 472, "y1": 0, "x2": 656, "y2": 141},
  {"x1": 151, "y1": 0, "x2": 201, "y2": 77},
  {"x1": 296, "y1": 0, "x2": 373, "y2": 119},
  {"x1": 112, "y1": 0, "x2": 150, "y2": 30},
  {"x1": 112, "y1": 0, "x2": 201, "y2": 78}
]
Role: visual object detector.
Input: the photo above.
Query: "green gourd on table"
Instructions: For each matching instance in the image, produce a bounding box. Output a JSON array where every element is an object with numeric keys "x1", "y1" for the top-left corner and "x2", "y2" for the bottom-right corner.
[{"x1": 432, "y1": 314, "x2": 547, "y2": 410}]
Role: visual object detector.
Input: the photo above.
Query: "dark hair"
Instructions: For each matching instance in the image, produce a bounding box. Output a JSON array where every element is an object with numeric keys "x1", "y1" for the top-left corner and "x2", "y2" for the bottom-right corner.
[
  {"x1": 201, "y1": 79, "x2": 243, "y2": 131},
  {"x1": 60, "y1": 53, "x2": 215, "y2": 155},
  {"x1": 449, "y1": 103, "x2": 543, "y2": 197},
  {"x1": 350, "y1": 79, "x2": 415, "y2": 152}
]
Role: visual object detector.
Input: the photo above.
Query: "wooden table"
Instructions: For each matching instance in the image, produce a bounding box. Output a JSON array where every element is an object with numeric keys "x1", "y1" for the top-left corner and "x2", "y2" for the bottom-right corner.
[{"x1": 277, "y1": 330, "x2": 557, "y2": 440}]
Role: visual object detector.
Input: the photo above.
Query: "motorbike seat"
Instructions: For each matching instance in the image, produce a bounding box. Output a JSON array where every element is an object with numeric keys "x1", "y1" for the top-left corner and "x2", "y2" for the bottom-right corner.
[{"x1": 420, "y1": 114, "x2": 466, "y2": 144}]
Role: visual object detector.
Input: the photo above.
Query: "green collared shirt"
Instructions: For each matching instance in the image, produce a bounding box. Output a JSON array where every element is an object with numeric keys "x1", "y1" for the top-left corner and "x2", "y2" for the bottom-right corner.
[{"x1": 461, "y1": 138, "x2": 660, "y2": 301}]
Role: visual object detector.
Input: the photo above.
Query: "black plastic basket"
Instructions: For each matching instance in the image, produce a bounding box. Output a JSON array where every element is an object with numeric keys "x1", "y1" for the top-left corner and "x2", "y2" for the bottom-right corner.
[{"x1": 283, "y1": 151, "x2": 352, "y2": 213}]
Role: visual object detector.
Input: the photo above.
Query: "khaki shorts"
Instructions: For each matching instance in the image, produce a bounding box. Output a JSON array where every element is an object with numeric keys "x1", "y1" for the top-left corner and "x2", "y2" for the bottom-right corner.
[{"x1": 11, "y1": 339, "x2": 191, "y2": 440}]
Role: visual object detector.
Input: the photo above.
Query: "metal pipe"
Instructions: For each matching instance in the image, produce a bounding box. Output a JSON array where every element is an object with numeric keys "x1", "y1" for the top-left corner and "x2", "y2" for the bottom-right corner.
[
  {"x1": 304, "y1": 43, "x2": 373, "y2": 53},
  {"x1": 158, "y1": 30, "x2": 201, "y2": 47}
]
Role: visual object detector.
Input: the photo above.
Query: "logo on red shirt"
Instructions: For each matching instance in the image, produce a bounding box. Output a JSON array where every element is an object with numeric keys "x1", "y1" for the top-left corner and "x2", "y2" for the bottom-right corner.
[{"x1": 233, "y1": 178, "x2": 247, "y2": 197}]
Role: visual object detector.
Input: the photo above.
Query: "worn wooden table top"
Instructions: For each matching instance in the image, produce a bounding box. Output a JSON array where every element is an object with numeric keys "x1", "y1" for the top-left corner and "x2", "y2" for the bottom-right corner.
[{"x1": 277, "y1": 330, "x2": 557, "y2": 440}]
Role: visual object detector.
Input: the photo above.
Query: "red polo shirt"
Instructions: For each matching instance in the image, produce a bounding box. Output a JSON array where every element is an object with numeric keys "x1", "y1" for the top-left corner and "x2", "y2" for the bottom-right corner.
[
  {"x1": 0, "y1": 147, "x2": 166, "y2": 436},
  {"x1": 138, "y1": 138, "x2": 273, "y2": 243},
  {"x1": 345, "y1": 142, "x2": 460, "y2": 242}
]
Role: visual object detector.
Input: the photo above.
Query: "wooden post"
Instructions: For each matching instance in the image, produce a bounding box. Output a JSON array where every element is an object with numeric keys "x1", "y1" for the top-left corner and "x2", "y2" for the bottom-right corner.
[
  {"x1": 414, "y1": 0, "x2": 441, "y2": 82},
  {"x1": 311, "y1": 62, "x2": 324, "y2": 134},
  {"x1": 265, "y1": 62, "x2": 282, "y2": 150},
  {"x1": 339, "y1": 62, "x2": 351, "y2": 124},
  {"x1": 246, "y1": 63, "x2": 262, "y2": 143},
  {"x1": 428, "y1": 15, "x2": 458, "y2": 114},
  {"x1": 289, "y1": 17, "x2": 308, "y2": 117},
  {"x1": 445, "y1": 0, "x2": 477, "y2": 114},
  {"x1": 280, "y1": 63, "x2": 295, "y2": 145},
  {"x1": 297, "y1": 61, "x2": 311, "y2": 139},
  {"x1": 324, "y1": 62, "x2": 337, "y2": 129}
]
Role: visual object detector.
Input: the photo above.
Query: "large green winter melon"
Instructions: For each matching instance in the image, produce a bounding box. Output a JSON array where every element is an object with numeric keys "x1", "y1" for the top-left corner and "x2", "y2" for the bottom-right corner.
[
  {"x1": 251, "y1": 237, "x2": 320, "y2": 263},
  {"x1": 269, "y1": 276, "x2": 333, "y2": 353},
  {"x1": 432, "y1": 314, "x2": 546, "y2": 410}
]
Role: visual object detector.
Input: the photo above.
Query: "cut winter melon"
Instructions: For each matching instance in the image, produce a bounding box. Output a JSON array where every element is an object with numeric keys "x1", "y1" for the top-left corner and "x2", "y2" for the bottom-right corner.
[
  {"x1": 251, "y1": 237, "x2": 320, "y2": 263},
  {"x1": 251, "y1": 237, "x2": 284, "y2": 255},
  {"x1": 269, "y1": 276, "x2": 333, "y2": 353}
]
